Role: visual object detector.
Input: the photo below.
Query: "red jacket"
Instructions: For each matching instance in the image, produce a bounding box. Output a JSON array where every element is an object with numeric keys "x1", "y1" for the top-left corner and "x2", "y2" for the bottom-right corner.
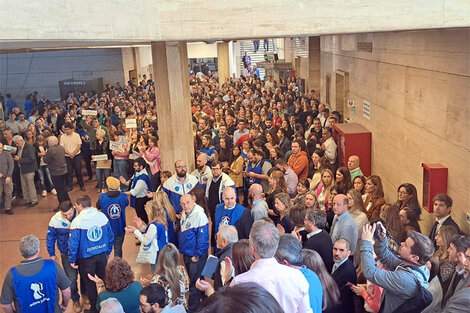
[{"x1": 288, "y1": 151, "x2": 309, "y2": 179}]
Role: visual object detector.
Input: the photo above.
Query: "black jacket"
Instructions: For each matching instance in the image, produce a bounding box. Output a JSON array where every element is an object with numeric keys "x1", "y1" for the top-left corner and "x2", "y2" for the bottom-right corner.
[
  {"x1": 18, "y1": 142, "x2": 38, "y2": 174},
  {"x1": 213, "y1": 243, "x2": 233, "y2": 290},
  {"x1": 303, "y1": 229, "x2": 334, "y2": 272},
  {"x1": 332, "y1": 258, "x2": 357, "y2": 313}
]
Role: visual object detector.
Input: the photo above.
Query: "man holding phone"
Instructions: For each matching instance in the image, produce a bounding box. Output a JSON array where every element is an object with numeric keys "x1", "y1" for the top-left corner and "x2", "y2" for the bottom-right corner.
[{"x1": 361, "y1": 222, "x2": 434, "y2": 312}]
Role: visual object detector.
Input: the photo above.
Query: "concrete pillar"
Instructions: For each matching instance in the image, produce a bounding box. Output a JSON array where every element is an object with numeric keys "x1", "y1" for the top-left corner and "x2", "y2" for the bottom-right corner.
[
  {"x1": 308, "y1": 36, "x2": 321, "y2": 92},
  {"x1": 151, "y1": 41, "x2": 195, "y2": 172},
  {"x1": 217, "y1": 42, "x2": 230, "y2": 84},
  {"x1": 132, "y1": 47, "x2": 142, "y2": 80},
  {"x1": 284, "y1": 38, "x2": 294, "y2": 64}
]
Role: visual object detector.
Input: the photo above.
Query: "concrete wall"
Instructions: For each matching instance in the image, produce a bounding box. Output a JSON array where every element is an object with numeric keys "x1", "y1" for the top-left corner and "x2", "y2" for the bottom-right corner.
[
  {"x1": 0, "y1": 48, "x2": 125, "y2": 104},
  {"x1": 320, "y1": 28, "x2": 470, "y2": 235},
  {"x1": 2, "y1": 1, "x2": 469, "y2": 43}
]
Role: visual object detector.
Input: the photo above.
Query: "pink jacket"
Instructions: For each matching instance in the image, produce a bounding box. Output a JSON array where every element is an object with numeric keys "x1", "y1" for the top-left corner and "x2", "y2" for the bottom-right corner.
[{"x1": 141, "y1": 147, "x2": 161, "y2": 174}]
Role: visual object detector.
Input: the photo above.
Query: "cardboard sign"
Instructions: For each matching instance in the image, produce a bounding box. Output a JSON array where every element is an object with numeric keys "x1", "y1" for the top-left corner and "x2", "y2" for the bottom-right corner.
[
  {"x1": 109, "y1": 141, "x2": 123, "y2": 152},
  {"x1": 82, "y1": 109, "x2": 97, "y2": 116},
  {"x1": 125, "y1": 119, "x2": 137, "y2": 128},
  {"x1": 92, "y1": 154, "x2": 108, "y2": 161}
]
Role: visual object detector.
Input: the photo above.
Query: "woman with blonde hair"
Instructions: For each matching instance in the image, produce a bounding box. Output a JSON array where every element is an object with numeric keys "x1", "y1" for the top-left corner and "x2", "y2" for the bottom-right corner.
[
  {"x1": 125, "y1": 200, "x2": 169, "y2": 273},
  {"x1": 434, "y1": 225, "x2": 459, "y2": 295},
  {"x1": 347, "y1": 189, "x2": 368, "y2": 266},
  {"x1": 304, "y1": 191, "x2": 319, "y2": 210},
  {"x1": 273, "y1": 192, "x2": 294, "y2": 234},
  {"x1": 150, "y1": 243, "x2": 188, "y2": 307},
  {"x1": 347, "y1": 189, "x2": 369, "y2": 233},
  {"x1": 315, "y1": 169, "x2": 335, "y2": 211},
  {"x1": 153, "y1": 191, "x2": 177, "y2": 245}
]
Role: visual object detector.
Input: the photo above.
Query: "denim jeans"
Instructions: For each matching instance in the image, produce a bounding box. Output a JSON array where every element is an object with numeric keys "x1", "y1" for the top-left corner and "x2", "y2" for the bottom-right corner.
[
  {"x1": 113, "y1": 159, "x2": 128, "y2": 191},
  {"x1": 95, "y1": 167, "x2": 111, "y2": 190},
  {"x1": 61, "y1": 253, "x2": 80, "y2": 302},
  {"x1": 37, "y1": 165, "x2": 54, "y2": 191}
]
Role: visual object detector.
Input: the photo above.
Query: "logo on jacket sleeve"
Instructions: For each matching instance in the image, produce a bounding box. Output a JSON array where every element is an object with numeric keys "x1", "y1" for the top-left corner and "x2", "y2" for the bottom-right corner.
[{"x1": 87, "y1": 226, "x2": 103, "y2": 242}]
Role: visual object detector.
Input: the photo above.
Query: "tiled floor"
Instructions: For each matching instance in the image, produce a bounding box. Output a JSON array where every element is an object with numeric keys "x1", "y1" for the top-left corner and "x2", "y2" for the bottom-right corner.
[{"x1": 0, "y1": 179, "x2": 152, "y2": 313}]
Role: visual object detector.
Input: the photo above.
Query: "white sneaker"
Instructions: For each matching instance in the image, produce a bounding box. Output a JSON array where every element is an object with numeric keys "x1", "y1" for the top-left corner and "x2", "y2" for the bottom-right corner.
[
  {"x1": 51, "y1": 189, "x2": 57, "y2": 195},
  {"x1": 41, "y1": 190, "x2": 47, "y2": 197}
]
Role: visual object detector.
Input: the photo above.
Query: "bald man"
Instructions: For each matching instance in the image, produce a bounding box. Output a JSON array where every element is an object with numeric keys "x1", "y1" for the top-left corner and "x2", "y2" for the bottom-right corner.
[
  {"x1": 191, "y1": 153, "x2": 212, "y2": 187},
  {"x1": 179, "y1": 194, "x2": 209, "y2": 313},
  {"x1": 330, "y1": 194, "x2": 358, "y2": 259},
  {"x1": 249, "y1": 184, "x2": 268, "y2": 221},
  {"x1": 214, "y1": 187, "x2": 251, "y2": 240},
  {"x1": 348, "y1": 155, "x2": 363, "y2": 181},
  {"x1": 43, "y1": 136, "x2": 70, "y2": 209}
]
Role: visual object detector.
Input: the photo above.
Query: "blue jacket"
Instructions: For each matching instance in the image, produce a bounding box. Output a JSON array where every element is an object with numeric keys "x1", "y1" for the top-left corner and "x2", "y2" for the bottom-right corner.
[
  {"x1": 214, "y1": 203, "x2": 246, "y2": 235},
  {"x1": 99, "y1": 192, "x2": 128, "y2": 236},
  {"x1": 46, "y1": 210, "x2": 76, "y2": 256},
  {"x1": 162, "y1": 174, "x2": 201, "y2": 214},
  {"x1": 179, "y1": 205, "x2": 209, "y2": 257},
  {"x1": 68, "y1": 207, "x2": 114, "y2": 264}
]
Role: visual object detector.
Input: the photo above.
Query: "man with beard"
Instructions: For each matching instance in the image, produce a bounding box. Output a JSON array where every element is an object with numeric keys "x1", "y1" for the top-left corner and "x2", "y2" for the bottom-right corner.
[
  {"x1": 120, "y1": 157, "x2": 151, "y2": 224},
  {"x1": 205, "y1": 161, "x2": 235, "y2": 246},
  {"x1": 191, "y1": 153, "x2": 212, "y2": 187},
  {"x1": 162, "y1": 160, "x2": 200, "y2": 216}
]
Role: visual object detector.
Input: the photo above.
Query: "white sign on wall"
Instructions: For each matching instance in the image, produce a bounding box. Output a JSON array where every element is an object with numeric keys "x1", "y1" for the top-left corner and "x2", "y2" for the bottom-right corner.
[{"x1": 363, "y1": 99, "x2": 371, "y2": 120}]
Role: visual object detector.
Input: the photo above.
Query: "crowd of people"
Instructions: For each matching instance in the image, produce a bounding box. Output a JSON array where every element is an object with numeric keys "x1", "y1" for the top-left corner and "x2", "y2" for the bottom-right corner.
[{"x1": 0, "y1": 68, "x2": 469, "y2": 313}]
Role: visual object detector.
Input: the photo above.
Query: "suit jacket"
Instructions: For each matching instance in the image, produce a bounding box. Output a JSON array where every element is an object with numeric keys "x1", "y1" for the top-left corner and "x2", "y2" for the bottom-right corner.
[
  {"x1": 303, "y1": 230, "x2": 334, "y2": 272},
  {"x1": 429, "y1": 216, "x2": 460, "y2": 250},
  {"x1": 332, "y1": 258, "x2": 357, "y2": 313},
  {"x1": 442, "y1": 268, "x2": 470, "y2": 308},
  {"x1": 442, "y1": 286, "x2": 470, "y2": 313},
  {"x1": 18, "y1": 142, "x2": 38, "y2": 174},
  {"x1": 235, "y1": 207, "x2": 254, "y2": 240}
]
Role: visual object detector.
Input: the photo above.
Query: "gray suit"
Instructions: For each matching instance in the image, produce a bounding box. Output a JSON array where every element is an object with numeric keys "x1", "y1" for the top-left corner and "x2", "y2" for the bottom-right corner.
[
  {"x1": 442, "y1": 286, "x2": 470, "y2": 313},
  {"x1": 330, "y1": 210, "x2": 358, "y2": 255}
]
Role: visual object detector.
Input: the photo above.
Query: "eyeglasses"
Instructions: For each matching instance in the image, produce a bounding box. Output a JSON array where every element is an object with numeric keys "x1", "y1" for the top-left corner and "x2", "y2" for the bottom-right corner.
[
  {"x1": 398, "y1": 191, "x2": 408, "y2": 195},
  {"x1": 176, "y1": 165, "x2": 187, "y2": 169}
]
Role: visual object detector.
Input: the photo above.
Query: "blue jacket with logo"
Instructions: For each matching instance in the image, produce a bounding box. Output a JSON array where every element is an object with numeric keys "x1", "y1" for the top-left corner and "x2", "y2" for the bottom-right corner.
[
  {"x1": 162, "y1": 174, "x2": 201, "y2": 214},
  {"x1": 99, "y1": 192, "x2": 128, "y2": 236},
  {"x1": 46, "y1": 210, "x2": 76, "y2": 256},
  {"x1": 179, "y1": 205, "x2": 209, "y2": 257},
  {"x1": 214, "y1": 203, "x2": 246, "y2": 235},
  {"x1": 68, "y1": 207, "x2": 114, "y2": 264}
]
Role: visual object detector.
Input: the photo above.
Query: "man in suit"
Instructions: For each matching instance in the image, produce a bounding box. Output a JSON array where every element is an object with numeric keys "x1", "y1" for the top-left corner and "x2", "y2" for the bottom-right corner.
[
  {"x1": 302, "y1": 209, "x2": 334, "y2": 272},
  {"x1": 442, "y1": 234, "x2": 470, "y2": 308},
  {"x1": 331, "y1": 238, "x2": 357, "y2": 313},
  {"x1": 12, "y1": 135, "x2": 38, "y2": 207},
  {"x1": 429, "y1": 193, "x2": 461, "y2": 250},
  {"x1": 330, "y1": 194, "x2": 358, "y2": 261}
]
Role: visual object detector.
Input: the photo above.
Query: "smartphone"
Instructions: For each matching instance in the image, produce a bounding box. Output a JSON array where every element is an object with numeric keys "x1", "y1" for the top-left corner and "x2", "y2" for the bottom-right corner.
[{"x1": 200, "y1": 255, "x2": 219, "y2": 279}]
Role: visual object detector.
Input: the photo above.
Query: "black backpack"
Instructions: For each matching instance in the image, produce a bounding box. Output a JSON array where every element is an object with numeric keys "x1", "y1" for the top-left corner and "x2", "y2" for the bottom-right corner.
[{"x1": 392, "y1": 266, "x2": 433, "y2": 313}]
